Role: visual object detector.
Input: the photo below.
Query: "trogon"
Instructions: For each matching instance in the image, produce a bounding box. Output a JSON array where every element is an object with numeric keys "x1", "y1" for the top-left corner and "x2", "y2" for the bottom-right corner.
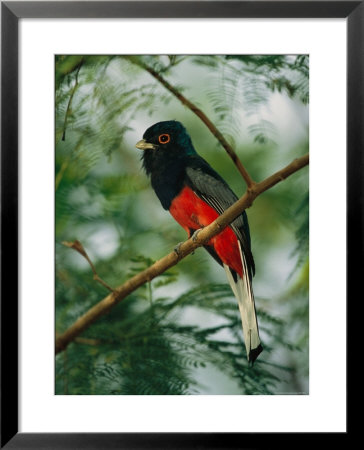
[{"x1": 136, "y1": 120, "x2": 263, "y2": 364}]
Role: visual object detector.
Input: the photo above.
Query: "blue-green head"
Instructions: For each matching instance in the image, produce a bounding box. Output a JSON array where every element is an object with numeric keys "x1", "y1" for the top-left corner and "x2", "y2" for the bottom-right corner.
[{"x1": 136, "y1": 120, "x2": 197, "y2": 175}]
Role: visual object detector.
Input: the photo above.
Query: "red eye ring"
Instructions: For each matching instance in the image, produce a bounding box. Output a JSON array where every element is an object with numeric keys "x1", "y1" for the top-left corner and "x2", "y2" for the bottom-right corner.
[{"x1": 158, "y1": 133, "x2": 171, "y2": 144}]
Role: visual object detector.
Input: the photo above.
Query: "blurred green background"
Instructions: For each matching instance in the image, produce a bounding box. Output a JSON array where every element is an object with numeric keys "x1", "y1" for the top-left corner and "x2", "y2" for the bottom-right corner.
[{"x1": 55, "y1": 55, "x2": 309, "y2": 395}]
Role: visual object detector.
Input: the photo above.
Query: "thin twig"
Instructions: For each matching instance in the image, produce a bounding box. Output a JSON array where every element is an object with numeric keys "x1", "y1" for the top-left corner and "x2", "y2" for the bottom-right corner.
[
  {"x1": 61, "y1": 59, "x2": 83, "y2": 141},
  {"x1": 62, "y1": 240, "x2": 115, "y2": 293},
  {"x1": 75, "y1": 337, "x2": 102, "y2": 346},
  {"x1": 55, "y1": 153, "x2": 308, "y2": 354},
  {"x1": 55, "y1": 157, "x2": 70, "y2": 191}
]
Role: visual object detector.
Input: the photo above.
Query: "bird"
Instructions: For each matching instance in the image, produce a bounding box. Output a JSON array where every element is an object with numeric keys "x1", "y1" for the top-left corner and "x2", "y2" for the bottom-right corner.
[{"x1": 136, "y1": 120, "x2": 263, "y2": 364}]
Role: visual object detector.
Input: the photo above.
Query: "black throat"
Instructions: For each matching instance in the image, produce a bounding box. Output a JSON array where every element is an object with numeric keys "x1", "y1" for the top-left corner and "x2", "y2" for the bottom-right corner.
[{"x1": 142, "y1": 149, "x2": 187, "y2": 210}]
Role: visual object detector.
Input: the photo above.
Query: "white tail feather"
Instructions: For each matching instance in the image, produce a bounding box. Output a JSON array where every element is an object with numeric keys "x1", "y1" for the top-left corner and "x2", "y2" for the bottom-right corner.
[{"x1": 223, "y1": 242, "x2": 262, "y2": 362}]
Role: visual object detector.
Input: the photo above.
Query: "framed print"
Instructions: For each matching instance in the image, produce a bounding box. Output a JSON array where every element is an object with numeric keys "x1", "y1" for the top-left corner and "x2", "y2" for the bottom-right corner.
[{"x1": 1, "y1": 1, "x2": 359, "y2": 447}]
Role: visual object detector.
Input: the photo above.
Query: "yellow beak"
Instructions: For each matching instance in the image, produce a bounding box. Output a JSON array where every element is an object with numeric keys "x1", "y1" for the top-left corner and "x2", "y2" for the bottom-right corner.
[{"x1": 135, "y1": 139, "x2": 158, "y2": 150}]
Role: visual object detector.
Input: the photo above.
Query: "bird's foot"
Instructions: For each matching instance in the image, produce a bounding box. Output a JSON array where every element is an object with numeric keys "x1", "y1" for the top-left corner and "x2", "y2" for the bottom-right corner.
[
  {"x1": 191, "y1": 228, "x2": 202, "y2": 242},
  {"x1": 174, "y1": 242, "x2": 183, "y2": 256},
  {"x1": 175, "y1": 229, "x2": 203, "y2": 256}
]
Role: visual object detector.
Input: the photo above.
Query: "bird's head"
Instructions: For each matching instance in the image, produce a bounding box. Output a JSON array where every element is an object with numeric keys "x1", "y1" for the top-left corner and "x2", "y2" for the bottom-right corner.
[{"x1": 136, "y1": 121, "x2": 197, "y2": 175}]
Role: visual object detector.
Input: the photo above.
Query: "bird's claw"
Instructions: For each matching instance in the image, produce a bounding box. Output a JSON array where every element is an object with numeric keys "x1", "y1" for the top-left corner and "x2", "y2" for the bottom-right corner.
[
  {"x1": 175, "y1": 229, "x2": 202, "y2": 256},
  {"x1": 192, "y1": 228, "x2": 202, "y2": 242},
  {"x1": 174, "y1": 242, "x2": 183, "y2": 256}
]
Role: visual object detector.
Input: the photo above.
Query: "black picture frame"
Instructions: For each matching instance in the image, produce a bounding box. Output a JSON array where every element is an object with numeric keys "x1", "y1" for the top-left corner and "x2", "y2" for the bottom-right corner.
[{"x1": 1, "y1": 1, "x2": 358, "y2": 447}]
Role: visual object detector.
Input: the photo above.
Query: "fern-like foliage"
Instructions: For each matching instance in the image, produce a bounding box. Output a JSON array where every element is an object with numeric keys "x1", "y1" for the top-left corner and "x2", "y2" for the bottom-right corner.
[
  {"x1": 187, "y1": 54, "x2": 309, "y2": 146},
  {"x1": 56, "y1": 271, "x2": 293, "y2": 395}
]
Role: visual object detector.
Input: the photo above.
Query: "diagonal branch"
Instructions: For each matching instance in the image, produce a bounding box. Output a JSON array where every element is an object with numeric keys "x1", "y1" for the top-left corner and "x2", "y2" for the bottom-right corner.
[
  {"x1": 129, "y1": 58, "x2": 255, "y2": 187},
  {"x1": 55, "y1": 153, "x2": 309, "y2": 355}
]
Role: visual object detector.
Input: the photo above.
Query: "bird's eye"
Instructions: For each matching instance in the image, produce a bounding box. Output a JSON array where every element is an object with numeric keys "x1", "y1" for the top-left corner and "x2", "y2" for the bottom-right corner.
[{"x1": 158, "y1": 133, "x2": 170, "y2": 144}]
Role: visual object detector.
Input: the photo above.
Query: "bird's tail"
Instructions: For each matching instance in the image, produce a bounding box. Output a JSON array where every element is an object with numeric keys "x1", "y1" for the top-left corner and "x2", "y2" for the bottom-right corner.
[{"x1": 223, "y1": 242, "x2": 262, "y2": 364}]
